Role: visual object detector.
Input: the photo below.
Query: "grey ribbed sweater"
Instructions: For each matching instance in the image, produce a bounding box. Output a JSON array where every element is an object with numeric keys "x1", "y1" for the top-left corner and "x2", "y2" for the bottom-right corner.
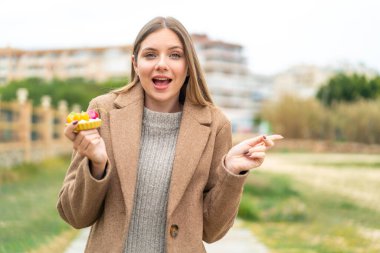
[{"x1": 125, "y1": 107, "x2": 182, "y2": 253}]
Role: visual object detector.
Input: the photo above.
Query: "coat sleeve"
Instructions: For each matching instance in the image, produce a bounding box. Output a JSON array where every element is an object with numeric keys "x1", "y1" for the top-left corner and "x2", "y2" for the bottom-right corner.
[
  {"x1": 202, "y1": 120, "x2": 248, "y2": 243},
  {"x1": 56, "y1": 99, "x2": 112, "y2": 229}
]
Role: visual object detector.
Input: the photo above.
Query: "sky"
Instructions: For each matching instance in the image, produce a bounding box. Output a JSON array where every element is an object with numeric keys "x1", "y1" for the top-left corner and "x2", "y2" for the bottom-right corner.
[{"x1": 1, "y1": 0, "x2": 379, "y2": 75}]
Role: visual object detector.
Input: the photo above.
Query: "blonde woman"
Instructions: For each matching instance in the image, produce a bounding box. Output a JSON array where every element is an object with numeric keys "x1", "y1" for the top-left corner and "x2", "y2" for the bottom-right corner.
[{"x1": 58, "y1": 16, "x2": 283, "y2": 253}]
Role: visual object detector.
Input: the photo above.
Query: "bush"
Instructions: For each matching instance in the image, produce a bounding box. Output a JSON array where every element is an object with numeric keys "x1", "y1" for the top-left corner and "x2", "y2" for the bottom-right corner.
[
  {"x1": 333, "y1": 99, "x2": 380, "y2": 144},
  {"x1": 261, "y1": 95, "x2": 334, "y2": 139},
  {"x1": 261, "y1": 95, "x2": 380, "y2": 144}
]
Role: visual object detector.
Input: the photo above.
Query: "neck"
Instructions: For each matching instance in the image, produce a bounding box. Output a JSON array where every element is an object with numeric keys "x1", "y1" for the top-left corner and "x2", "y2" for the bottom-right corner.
[{"x1": 144, "y1": 98, "x2": 182, "y2": 113}]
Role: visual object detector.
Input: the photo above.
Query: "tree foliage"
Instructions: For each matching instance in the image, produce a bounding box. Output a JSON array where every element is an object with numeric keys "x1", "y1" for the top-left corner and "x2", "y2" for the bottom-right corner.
[
  {"x1": 0, "y1": 77, "x2": 128, "y2": 110},
  {"x1": 316, "y1": 73, "x2": 380, "y2": 106}
]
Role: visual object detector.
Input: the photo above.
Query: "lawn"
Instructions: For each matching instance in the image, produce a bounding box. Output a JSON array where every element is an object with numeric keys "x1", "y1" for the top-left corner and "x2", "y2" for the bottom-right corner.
[
  {"x1": 239, "y1": 153, "x2": 380, "y2": 253},
  {"x1": 1, "y1": 152, "x2": 379, "y2": 252},
  {"x1": 0, "y1": 156, "x2": 77, "y2": 253}
]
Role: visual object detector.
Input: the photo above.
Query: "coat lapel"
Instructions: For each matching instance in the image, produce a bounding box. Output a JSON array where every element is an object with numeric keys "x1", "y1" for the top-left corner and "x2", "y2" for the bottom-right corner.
[
  {"x1": 109, "y1": 84, "x2": 144, "y2": 218},
  {"x1": 167, "y1": 100, "x2": 211, "y2": 217}
]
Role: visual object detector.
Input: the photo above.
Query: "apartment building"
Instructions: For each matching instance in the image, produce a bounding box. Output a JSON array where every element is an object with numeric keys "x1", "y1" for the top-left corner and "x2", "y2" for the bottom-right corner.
[
  {"x1": 0, "y1": 46, "x2": 132, "y2": 85},
  {"x1": 271, "y1": 62, "x2": 379, "y2": 101},
  {"x1": 192, "y1": 34, "x2": 258, "y2": 132},
  {"x1": 271, "y1": 64, "x2": 332, "y2": 100}
]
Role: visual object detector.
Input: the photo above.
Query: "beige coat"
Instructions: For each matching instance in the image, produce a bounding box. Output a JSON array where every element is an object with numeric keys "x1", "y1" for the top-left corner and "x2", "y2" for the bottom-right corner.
[{"x1": 57, "y1": 83, "x2": 248, "y2": 253}]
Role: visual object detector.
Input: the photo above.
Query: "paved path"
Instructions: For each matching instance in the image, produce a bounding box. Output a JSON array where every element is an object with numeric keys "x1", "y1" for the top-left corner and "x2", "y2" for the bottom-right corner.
[{"x1": 64, "y1": 219, "x2": 267, "y2": 253}]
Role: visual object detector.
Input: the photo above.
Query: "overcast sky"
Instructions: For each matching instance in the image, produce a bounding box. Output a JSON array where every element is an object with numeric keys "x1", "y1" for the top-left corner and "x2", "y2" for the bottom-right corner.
[{"x1": 1, "y1": 0, "x2": 379, "y2": 75}]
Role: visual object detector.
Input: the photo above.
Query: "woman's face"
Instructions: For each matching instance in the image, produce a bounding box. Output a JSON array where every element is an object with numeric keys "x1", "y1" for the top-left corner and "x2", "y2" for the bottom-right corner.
[{"x1": 133, "y1": 28, "x2": 188, "y2": 112}]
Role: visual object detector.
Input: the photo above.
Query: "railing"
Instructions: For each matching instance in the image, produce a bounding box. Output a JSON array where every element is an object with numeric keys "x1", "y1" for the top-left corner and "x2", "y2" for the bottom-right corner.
[{"x1": 0, "y1": 89, "x2": 72, "y2": 168}]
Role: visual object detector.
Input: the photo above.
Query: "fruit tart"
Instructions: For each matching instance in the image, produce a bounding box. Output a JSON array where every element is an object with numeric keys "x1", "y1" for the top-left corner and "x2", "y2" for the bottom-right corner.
[{"x1": 66, "y1": 109, "x2": 102, "y2": 132}]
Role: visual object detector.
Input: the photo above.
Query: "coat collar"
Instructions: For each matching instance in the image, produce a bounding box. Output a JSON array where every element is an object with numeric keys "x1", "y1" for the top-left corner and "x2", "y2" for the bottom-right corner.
[
  {"x1": 113, "y1": 83, "x2": 212, "y2": 125},
  {"x1": 110, "y1": 83, "x2": 212, "y2": 219}
]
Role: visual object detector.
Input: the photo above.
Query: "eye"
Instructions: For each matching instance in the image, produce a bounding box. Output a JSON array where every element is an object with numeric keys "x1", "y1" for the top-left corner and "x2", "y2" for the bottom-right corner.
[
  {"x1": 144, "y1": 53, "x2": 156, "y2": 59},
  {"x1": 170, "y1": 53, "x2": 182, "y2": 59}
]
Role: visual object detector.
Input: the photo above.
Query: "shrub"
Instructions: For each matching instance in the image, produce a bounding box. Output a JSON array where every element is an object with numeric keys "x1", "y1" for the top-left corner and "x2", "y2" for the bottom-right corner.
[
  {"x1": 261, "y1": 95, "x2": 334, "y2": 140},
  {"x1": 333, "y1": 99, "x2": 380, "y2": 144},
  {"x1": 261, "y1": 95, "x2": 380, "y2": 144}
]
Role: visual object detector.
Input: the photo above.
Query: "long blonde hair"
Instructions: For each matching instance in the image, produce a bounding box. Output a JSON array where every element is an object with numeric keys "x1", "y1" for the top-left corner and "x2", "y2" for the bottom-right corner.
[{"x1": 114, "y1": 16, "x2": 214, "y2": 106}]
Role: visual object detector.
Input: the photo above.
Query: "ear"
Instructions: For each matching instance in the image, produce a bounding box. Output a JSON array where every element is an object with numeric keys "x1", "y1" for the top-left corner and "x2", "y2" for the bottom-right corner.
[{"x1": 132, "y1": 54, "x2": 138, "y2": 75}]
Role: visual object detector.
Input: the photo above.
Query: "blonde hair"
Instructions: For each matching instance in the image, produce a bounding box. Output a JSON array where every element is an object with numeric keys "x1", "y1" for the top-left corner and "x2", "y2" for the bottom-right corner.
[{"x1": 114, "y1": 16, "x2": 214, "y2": 106}]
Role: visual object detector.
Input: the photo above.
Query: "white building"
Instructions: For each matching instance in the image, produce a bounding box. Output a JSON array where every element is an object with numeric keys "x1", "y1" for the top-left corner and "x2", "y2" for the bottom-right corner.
[
  {"x1": 0, "y1": 46, "x2": 132, "y2": 85},
  {"x1": 272, "y1": 64, "x2": 332, "y2": 100},
  {"x1": 192, "y1": 34, "x2": 258, "y2": 133},
  {"x1": 271, "y1": 62, "x2": 379, "y2": 101}
]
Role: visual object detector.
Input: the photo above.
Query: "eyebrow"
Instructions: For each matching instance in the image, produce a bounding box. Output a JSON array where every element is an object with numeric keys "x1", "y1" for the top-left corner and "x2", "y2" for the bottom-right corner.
[{"x1": 141, "y1": 46, "x2": 184, "y2": 52}]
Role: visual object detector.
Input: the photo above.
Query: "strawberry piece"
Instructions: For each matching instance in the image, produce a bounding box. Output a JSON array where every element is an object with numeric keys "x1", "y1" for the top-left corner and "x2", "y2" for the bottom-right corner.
[{"x1": 87, "y1": 109, "x2": 99, "y2": 119}]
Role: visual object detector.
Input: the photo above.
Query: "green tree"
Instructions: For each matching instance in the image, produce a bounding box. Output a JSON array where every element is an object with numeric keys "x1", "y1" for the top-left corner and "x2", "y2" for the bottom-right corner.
[
  {"x1": 0, "y1": 77, "x2": 128, "y2": 110},
  {"x1": 316, "y1": 73, "x2": 380, "y2": 106}
]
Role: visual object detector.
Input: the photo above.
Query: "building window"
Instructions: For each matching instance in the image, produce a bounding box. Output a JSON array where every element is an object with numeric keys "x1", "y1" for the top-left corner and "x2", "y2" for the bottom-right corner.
[
  {"x1": 0, "y1": 129, "x2": 14, "y2": 142},
  {"x1": 0, "y1": 110, "x2": 14, "y2": 122},
  {"x1": 31, "y1": 131, "x2": 40, "y2": 141},
  {"x1": 32, "y1": 114, "x2": 41, "y2": 124}
]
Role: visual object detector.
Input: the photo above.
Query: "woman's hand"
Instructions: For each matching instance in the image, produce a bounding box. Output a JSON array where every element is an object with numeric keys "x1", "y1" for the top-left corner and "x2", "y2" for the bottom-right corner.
[
  {"x1": 64, "y1": 121, "x2": 108, "y2": 179},
  {"x1": 225, "y1": 134, "x2": 284, "y2": 175}
]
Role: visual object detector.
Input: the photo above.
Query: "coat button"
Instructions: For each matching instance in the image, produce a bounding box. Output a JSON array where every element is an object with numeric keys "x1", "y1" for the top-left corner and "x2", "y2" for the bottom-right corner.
[{"x1": 170, "y1": 224, "x2": 179, "y2": 238}]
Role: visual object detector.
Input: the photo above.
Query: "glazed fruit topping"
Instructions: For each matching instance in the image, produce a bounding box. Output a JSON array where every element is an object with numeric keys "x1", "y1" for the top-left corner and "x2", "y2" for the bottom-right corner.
[
  {"x1": 66, "y1": 110, "x2": 99, "y2": 123},
  {"x1": 87, "y1": 109, "x2": 99, "y2": 119}
]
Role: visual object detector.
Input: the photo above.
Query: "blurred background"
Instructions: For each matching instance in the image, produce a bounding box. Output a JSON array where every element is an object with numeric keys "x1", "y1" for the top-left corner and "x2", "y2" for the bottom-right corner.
[{"x1": 0, "y1": 0, "x2": 379, "y2": 252}]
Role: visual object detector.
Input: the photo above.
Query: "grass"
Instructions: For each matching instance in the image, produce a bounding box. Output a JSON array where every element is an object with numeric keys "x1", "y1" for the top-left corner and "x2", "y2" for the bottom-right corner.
[
  {"x1": 0, "y1": 156, "x2": 76, "y2": 253},
  {"x1": 2, "y1": 152, "x2": 380, "y2": 252},
  {"x1": 310, "y1": 161, "x2": 380, "y2": 169},
  {"x1": 28, "y1": 229, "x2": 78, "y2": 253},
  {"x1": 264, "y1": 153, "x2": 380, "y2": 212},
  {"x1": 238, "y1": 153, "x2": 380, "y2": 253},
  {"x1": 238, "y1": 173, "x2": 306, "y2": 223}
]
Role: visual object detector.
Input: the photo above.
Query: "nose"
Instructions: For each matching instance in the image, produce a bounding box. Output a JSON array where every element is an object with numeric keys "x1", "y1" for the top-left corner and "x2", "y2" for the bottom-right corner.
[{"x1": 155, "y1": 55, "x2": 168, "y2": 71}]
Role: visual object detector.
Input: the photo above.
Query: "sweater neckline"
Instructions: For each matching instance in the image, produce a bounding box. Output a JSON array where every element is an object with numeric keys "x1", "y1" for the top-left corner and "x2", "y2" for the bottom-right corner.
[{"x1": 143, "y1": 107, "x2": 182, "y2": 130}]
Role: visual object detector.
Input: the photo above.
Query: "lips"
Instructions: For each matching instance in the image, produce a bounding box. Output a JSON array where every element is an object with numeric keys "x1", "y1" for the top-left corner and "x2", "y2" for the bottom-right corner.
[{"x1": 152, "y1": 77, "x2": 172, "y2": 90}]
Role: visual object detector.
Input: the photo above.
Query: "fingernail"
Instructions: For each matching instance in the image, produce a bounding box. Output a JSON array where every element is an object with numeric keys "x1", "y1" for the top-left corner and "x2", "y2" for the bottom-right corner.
[{"x1": 73, "y1": 120, "x2": 78, "y2": 125}]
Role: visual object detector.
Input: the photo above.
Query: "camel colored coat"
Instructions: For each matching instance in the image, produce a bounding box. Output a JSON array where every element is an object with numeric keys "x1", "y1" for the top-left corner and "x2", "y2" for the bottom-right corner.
[{"x1": 57, "y1": 83, "x2": 248, "y2": 252}]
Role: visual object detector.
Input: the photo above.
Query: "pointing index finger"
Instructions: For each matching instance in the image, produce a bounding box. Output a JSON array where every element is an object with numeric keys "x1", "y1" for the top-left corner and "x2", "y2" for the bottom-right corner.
[
  {"x1": 266, "y1": 134, "x2": 284, "y2": 141},
  {"x1": 262, "y1": 134, "x2": 284, "y2": 147}
]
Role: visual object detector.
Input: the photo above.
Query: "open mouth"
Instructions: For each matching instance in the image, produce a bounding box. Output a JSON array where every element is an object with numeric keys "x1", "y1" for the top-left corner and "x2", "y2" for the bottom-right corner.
[{"x1": 152, "y1": 78, "x2": 172, "y2": 90}]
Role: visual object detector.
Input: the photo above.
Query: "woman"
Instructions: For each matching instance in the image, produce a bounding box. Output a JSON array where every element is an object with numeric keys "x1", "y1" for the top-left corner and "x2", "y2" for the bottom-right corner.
[{"x1": 57, "y1": 16, "x2": 283, "y2": 253}]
